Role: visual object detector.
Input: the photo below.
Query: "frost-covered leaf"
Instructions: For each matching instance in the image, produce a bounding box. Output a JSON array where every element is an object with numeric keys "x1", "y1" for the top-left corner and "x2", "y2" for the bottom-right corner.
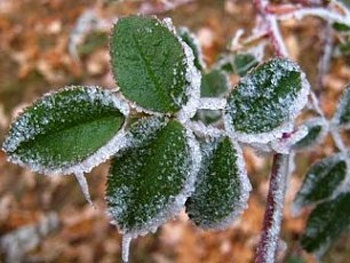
[
  {"x1": 110, "y1": 16, "x2": 191, "y2": 113},
  {"x1": 333, "y1": 84, "x2": 350, "y2": 128},
  {"x1": 301, "y1": 192, "x2": 350, "y2": 256},
  {"x1": 224, "y1": 58, "x2": 310, "y2": 144},
  {"x1": 292, "y1": 117, "x2": 328, "y2": 151},
  {"x1": 294, "y1": 153, "x2": 347, "y2": 211},
  {"x1": 106, "y1": 117, "x2": 200, "y2": 237},
  {"x1": 186, "y1": 136, "x2": 251, "y2": 229},
  {"x1": 216, "y1": 53, "x2": 259, "y2": 77},
  {"x1": 177, "y1": 26, "x2": 205, "y2": 71},
  {"x1": 2, "y1": 86, "x2": 129, "y2": 175}
]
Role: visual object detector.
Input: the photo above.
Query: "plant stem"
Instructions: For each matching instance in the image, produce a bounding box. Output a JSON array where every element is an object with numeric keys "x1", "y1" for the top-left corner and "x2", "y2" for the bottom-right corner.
[
  {"x1": 254, "y1": 0, "x2": 289, "y2": 57},
  {"x1": 255, "y1": 153, "x2": 289, "y2": 263}
]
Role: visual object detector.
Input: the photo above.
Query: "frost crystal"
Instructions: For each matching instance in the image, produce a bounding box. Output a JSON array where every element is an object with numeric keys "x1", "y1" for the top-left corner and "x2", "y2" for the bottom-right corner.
[
  {"x1": 121, "y1": 234, "x2": 132, "y2": 263},
  {"x1": 74, "y1": 172, "x2": 93, "y2": 206},
  {"x1": 197, "y1": 98, "x2": 227, "y2": 111}
]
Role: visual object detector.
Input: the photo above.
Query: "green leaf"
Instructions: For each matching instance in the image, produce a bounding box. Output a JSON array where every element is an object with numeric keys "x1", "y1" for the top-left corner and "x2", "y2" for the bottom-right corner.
[
  {"x1": 2, "y1": 86, "x2": 128, "y2": 175},
  {"x1": 110, "y1": 16, "x2": 191, "y2": 113},
  {"x1": 216, "y1": 53, "x2": 259, "y2": 77},
  {"x1": 200, "y1": 69, "x2": 229, "y2": 98},
  {"x1": 224, "y1": 58, "x2": 309, "y2": 144},
  {"x1": 301, "y1": 192, "x2": 350, "y2": 256},
  {"x1": 233, "y1": 53, "x2": 259, "y2": 77},
  {"x1": 333, "y1": 85, "x2": 350, "y2": 128},
  {"x1": 293, "y1": 118, "x2": 328, "y2": 151},
  {"x1": 178, "y1": 26, "x2": 205, "y2": 71},
  {"x1": 186, "y1": 136, "x2": 251, "y2": 229},
  {"x1": 294, "y1": 153, "x2": 347, "y2": 210},
  {"x1": 333, "y1": 22, "x2": 350, "y2": 32},
  {"x1": 106, "y1": 117, "x2": 200, "y2": 237}
]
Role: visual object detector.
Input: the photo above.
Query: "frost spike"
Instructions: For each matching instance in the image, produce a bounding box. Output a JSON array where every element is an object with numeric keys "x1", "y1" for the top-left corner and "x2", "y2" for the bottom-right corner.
[
  {"x1": 74, "y1": 172, "x2": 94, "y2": 207},
  {"x1": 121, "y1": 234, "x2": 132, "y2": 263}
]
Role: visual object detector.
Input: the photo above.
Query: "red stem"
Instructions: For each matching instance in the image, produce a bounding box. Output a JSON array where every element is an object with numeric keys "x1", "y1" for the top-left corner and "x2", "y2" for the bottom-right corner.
[
  {"x1": 252, "y1": 1, "x2": 297, "y2": 262},
  {"x1": 255, "y1": 153, "x2": 289, "y2": 263}
]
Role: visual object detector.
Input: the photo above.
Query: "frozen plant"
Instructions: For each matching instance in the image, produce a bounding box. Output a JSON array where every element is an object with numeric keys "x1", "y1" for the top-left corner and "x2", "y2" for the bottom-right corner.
[{"x1": 2, "y1": 0, "x2": 350, "y2": 262}]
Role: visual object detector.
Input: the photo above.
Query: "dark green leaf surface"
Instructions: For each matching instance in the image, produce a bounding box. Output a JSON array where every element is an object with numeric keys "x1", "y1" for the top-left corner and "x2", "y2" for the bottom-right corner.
[
  {"x1": 110, "y1": 16, "x2": 189, "y2": 113},
  {"x1": 294, "y1": 154, "x2": 347, "y2": 209},
  {"x1": 293, "y1": 118, "x2": 327, "y2": 150},
  {"x1": 2, "y1": 86, "x2": 126, "y2": 173},
  {"x1": 301, "y1": 192, "x2": 350, "y2": 255},
  {"x1": 186, "y1": 136, "x2": 250, "y2": 229},
  {"x1": 334, "y1": 85, "x2": 350, "y2": 128},
  {"x1": 333, "y1": 22, "x2": 350, "y2": 32},
  {"x1": 200, "y1": 69, "x2": 229, "y2": 98},
  {"x1": 224, "y1": 58, "x2": 308, "y2": 142},
  {"x1": 178, "y1": 27, "x2": 205, "y2": 71},
  {"x1": 106, "y1": 118, "x2": 195, "y2": 236}
]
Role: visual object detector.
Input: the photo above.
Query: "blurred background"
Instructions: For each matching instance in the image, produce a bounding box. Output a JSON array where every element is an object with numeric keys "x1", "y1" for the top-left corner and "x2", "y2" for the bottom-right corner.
[{"x1": 0, "y1": 0, "x2": 349, "y2": 262}]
